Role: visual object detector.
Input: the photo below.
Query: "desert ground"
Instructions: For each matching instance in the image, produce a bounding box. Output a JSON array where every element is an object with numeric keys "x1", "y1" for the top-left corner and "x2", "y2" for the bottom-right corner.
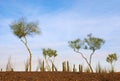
[{"x1": 0, "y1": 72, "x2": 120, "y2": 81}]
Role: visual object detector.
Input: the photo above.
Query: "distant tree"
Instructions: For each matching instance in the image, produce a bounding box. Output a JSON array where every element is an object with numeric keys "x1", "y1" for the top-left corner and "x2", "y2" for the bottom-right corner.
[
  {"x1": 10, "y1": 17, "x2": 41, "y2": 71},
  {"x1": 106, "y1": 53, "x2": 118, "y2": 72},
  {"x1": 42, "y1": 48, "x2": 57, "y2": 71},
  {"x1": 68, "y1": 34, "x2": 105, "y2": 72},
  {"x1": 6, "y1": 56, "x2": 14, "y2": 71}
]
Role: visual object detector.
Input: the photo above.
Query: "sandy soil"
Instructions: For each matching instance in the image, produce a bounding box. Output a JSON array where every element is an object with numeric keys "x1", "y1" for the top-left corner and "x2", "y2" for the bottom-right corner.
[{"x1": 0, "y1": 72, "x2": 120, "y2": 81}]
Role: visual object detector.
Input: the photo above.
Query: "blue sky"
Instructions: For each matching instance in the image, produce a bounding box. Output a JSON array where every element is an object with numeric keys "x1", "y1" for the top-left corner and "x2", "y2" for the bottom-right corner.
[{"x1": 0, "y1": 0, "x2": 120, "y2": 71}]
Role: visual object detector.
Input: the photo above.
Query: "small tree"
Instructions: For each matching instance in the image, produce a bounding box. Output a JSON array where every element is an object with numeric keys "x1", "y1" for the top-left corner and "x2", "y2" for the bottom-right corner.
[
  {"x1": 42, "y1": 48, "x2": 57, "y2": 71},
  {"x1": 68, "y1": 34, "x2": 105, "y2": 72},
  {"x1": 106, "y1": 53, "x2": 118, "y2": 72},
  {"x1": 10, "y1": 17, "x2": 41, "y2": 71},
  {"x1": 6, "y1": 56, "x2": 14, "y2": 71}
]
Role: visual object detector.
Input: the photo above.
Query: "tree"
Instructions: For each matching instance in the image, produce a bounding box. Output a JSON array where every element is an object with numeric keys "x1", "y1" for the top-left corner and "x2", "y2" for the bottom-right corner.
[
  {"x1": 42, "y1": 48, "x2": 57, "y2": 71},
  {"x1": 106, "y1": 53, "x2": 118, "y2": 72},
  {"x1": 10, "y1": 17, "x2": 41, "y2": 71},
  {"x1": 6, "y1": 56, "x2": 14, "y2": 71},
  {"x1": 68, "y1": 34, "x2": 105, "y2": 72}
]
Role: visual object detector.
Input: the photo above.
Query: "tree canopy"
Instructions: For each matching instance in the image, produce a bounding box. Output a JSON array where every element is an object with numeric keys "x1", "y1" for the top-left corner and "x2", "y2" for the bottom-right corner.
[
  {"x1": 43, "y1": 48, "x2": 57, "y2": 59},
  {"x1": 10, "y1": 18, "x2": 40, "y2": 38},
  {"x1": 69, "y1": 34, "x2": 105, "y2": 52},
  {"x1": 106, "y1": 53, "x2": 118, "y2": 64}
]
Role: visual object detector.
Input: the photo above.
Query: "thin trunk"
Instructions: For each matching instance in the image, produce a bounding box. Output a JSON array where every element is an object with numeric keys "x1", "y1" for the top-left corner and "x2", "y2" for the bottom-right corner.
[
  {"x1": 50, "y1": 58, "x2": 57, "y2": 71},
  {"x1": 89, "y1": 50, "x2": 95, "y2": 65},
  {"x1": 111, "y1": 63, "x2": 114, "y2": 72},
  {"x1": 25, "y1": 43, "x2": 32, "y2": 71},
  {"x1": 51, "y1": 61, "x2": 57, "y2": 71},
  {"x1": 75, "y1": 50, "x2": 93, "y2": 73},
  {"x1": 45, "y1": 58, "x2": 51, "y2": 71},
  {"x1": 21, "y1": 37, "x2": 32, "y2": 71}
]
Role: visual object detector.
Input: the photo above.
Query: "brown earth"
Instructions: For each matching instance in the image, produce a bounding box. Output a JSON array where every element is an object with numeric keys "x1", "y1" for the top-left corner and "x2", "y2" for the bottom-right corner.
[{"x1": 0, "y1": 72, "x2": 120, "y2": 81}]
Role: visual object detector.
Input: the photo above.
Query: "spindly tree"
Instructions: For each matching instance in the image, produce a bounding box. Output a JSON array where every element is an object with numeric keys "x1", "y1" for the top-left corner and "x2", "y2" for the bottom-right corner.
[
  {"x1": 10, "y1": 17, "x2": 41, "y2": 71},
  {"x1": 69, "y1": 34, "x2": 105, "y2": 72},
  {"x1": 106, "y1": 53, "x2": 118, "y2": 72},
  {"x1": 42, "y1": 48, "x2": 57, "y2": 71}
]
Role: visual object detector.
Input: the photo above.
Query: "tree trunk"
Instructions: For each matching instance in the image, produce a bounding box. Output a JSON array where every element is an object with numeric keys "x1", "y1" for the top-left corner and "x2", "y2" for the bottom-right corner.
[
  {"x1": 45, "y1": 58, "x2": 51, "y2": 71},
  {"x1": 89, "y1": 50, "x2": 95, "y2": 65},
  {"x1": 21, "y1": 37, "x2": 32, "y2": 71},
  {"x1": 30, "y1": 53, "x2": 32, "y2": 71},
  {"x1": 75, "y1": 50, "x2": 94, "y2": 73},
  {"x1": 111, "y1": 64, "x2": 114, "y2": 72},
  {"x1": 51, "y1": 61, "x2": 57, "y2": 71},
  {"x1": 25, "y1": 43, "x2": 32, "y2": 71}
]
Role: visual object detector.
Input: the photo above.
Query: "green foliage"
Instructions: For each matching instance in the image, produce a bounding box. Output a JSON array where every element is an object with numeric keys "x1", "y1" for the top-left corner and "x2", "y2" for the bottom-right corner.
[
  {"x1": 69, "y1": 34, "x2": 105, "y2": 51},
  {"x1": 84, "y1": 33, "x2": 105, "y2": 51},
  {"x1": 68, "y1": 39, "x2": 82, "y2": 51},
  {"x1": 106, "y1": 53, "x2": 118, "y2": 64},
  {"x1": 42, "y1": 48, "x2": 57, "y2": 58},
  {"x1": 10, "y1": 17, "x2": 40, "y2": 38}
]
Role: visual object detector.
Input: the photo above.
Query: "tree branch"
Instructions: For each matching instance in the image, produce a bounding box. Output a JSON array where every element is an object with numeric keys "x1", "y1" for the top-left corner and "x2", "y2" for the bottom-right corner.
[
  {"x1": 89, "y1": 50, "x2": 95, "y2": 65},
  {"x1": 74, "y1": 49, "x2": 93, "y2": 72}
]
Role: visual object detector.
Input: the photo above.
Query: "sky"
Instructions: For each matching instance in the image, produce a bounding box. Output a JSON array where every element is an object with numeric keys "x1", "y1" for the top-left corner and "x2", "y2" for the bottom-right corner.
[{"x1": 0, "y1": 0, "x2": 120, "y2": 71}]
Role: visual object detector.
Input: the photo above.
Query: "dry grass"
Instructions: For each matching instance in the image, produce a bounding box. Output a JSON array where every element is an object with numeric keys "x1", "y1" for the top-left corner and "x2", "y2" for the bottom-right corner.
[
  {"x1": 6, "y1": 57, "x2": 14, "y2": 71},
  {"x1": 0, "y1": 59, "x2": 119, "y2": 81}
]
